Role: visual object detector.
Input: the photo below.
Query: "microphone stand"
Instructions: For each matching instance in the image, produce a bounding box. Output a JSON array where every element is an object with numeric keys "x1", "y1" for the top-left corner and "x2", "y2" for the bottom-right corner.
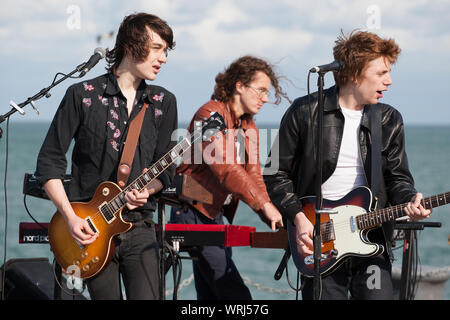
[
  {"x1": 0, "y1": 62, "x2": 87, "y2": 137},
  {"x1": 0, "y1": 61, "x2": 89, "y2": 301},
  {"x1": 313, "y1": 71, "x2": 327, "y2": 300}
]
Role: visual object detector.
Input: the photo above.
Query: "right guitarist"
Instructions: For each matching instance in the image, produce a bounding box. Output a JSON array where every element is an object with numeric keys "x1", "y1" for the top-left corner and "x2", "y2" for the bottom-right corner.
[{"x1": 264, "y1": 30, "x2": 431, "y2": 300}]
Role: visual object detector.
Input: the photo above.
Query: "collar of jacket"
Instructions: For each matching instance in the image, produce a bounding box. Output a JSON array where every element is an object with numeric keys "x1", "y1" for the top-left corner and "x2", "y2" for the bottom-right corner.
[
  {"x1": 325, "y1": 85, "x2": 373, "y2": 133},
  {"x1": 223, "y1": 101, "x2": 254, "y2": 129}
]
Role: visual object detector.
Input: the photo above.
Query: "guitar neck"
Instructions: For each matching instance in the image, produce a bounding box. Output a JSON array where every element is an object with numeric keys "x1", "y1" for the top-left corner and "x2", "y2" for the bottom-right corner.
[
  {"x1": 96, "y1": 112, "x2": 224, "y2": 219},
  {"x1": 108, "y1": 132, "x2": 199, "y2": 212},
  {"x1": 356, "y1": 192, "x2": 449, "y2": 230}
]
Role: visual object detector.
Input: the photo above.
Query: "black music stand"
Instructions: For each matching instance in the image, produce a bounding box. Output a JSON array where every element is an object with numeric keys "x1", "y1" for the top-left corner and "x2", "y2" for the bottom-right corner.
[{"x1": 394, "y1": 220, "x2": 441, "y2": 300}]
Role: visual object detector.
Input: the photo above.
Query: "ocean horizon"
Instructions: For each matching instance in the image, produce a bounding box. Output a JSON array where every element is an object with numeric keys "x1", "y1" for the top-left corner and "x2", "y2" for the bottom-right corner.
[{"x1": 0, "y1": 121, "x2": 449, "y2": 300}]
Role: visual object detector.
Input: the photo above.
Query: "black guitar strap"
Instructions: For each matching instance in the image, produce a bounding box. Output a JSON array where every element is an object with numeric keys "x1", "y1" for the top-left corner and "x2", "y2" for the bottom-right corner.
[{"x1": 370, "y1": 105, "x2": 382, "y2": 209}]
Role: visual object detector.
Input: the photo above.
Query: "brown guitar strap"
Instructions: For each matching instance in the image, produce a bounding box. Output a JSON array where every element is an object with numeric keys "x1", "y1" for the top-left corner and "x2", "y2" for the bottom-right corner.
[{"x1": 117, "y1": 103, "x2": 148, "y2": 188}]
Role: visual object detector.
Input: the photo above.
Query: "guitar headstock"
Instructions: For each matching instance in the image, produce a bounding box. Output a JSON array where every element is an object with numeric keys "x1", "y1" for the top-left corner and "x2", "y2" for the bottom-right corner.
[{"x1": 192, "y1": 112, "x2": 226, "y2": 143}]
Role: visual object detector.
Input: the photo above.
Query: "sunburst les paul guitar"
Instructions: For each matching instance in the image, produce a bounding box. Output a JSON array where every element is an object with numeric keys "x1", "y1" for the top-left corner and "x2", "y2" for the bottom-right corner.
[
  {"x1": 288, "y1": 186, "x2": 448, "y2": 277},
  {"x1": 48, "y1": 112, "x2": 225, "y2": 279}
]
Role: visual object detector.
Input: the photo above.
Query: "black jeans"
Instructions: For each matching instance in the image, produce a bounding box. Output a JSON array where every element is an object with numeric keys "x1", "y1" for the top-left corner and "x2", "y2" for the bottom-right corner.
[
  {"x1": 170, "y1": 205, "x2": 252, "y2": 300},
  {"x1": 85, "y1": 221, "x2": 160, "y2": 300},
  {"x1": 301, "y1": 254, "x2": 394, "y2": 300}
]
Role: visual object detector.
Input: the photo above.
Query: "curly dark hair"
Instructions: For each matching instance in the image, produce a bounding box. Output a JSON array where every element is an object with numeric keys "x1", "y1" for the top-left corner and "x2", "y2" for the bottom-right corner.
[
  {"x1": 333, "y1": 30, "x2": 401, "y2": 87},
  {"x1": 106, "y1": 12, "x2": 175, "y2": 73},
  {"x1": 211, "y1": 55, "x2": 288, "y2": 105}
]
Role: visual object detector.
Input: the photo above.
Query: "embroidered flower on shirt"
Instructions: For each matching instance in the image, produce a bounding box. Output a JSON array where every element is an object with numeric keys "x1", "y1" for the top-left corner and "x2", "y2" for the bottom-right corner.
[
  {"x1": 110, "y1": 139, "x2": 119, "y2": 152},
  {"x1": 113, "y1": 129, "x2": 121, "y2": 139},
  {"x1": 110, "y1": 109, "x2": 119, "y2": 120},
  {"x1": 98, "y1": 95, "x2": 109, "y2": 106},
  {"x1": 83, "y1": 82, "x2": 95, "y2": 91},
  {"x1": 152, "y1": 92, "x2": 164, "y2": 102},
  {"x1": 82, "y1": 98, "x2": 92, "y2": 107},
  {"x1": 155, "y1": 108, "x2": 163, "y2": 118},
  {"x1": 107, "y1": 121, "x2": 116, "y2": 131},
  {"x1": 113, "y1": 97, "x2": 119, "y2": 108}
]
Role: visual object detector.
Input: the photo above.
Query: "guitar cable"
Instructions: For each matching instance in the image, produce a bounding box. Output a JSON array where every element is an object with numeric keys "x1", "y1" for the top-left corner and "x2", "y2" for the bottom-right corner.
[
  {"x1": 24, "y1": 195, "x2": 86, "y2": 298},
  {"x1": 51, "y1": 258, "x2": 86, "y2": 298},
  {"x1": 1, "y1": 118, "x2": 10, "y2": 300},
  {"x1": 23, "y1": 194, "x2": 48, "y2": 231},
  {"x1": 407, "y1": 230, "x2": 421, "y2": 299}
]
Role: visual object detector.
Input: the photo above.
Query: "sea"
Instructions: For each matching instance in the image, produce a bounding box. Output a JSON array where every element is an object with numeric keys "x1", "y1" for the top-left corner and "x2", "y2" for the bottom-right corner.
[{"x1": 0, "y1": 121, "x2": 449, "y2": 300}]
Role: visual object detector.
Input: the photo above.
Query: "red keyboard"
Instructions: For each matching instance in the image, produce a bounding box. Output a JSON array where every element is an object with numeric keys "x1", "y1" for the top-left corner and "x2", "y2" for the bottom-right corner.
[{"x1": 19, "y1": 222, "x2": 287, "y2": 248}]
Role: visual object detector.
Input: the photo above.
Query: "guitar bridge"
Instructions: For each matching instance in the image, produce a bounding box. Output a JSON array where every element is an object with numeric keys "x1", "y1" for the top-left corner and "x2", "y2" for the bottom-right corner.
[
  {"x1": 85, "y1": 217, "x2": 98, "y2": 234},
  {"x1": 304, "y1": 249, "x2": 338, "y2": 265}
]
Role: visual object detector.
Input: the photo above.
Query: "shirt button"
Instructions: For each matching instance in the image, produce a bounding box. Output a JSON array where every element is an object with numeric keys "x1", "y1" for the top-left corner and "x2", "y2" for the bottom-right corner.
[{"x1": 124, "y1": 121, "x2": 127, "y2": 125}]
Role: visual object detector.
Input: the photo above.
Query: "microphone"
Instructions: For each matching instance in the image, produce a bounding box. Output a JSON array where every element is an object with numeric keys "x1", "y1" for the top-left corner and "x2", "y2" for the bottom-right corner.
[
  {"x1": 79, "y1": 47, "x2": 106, "y2": 77},
  {"x1": 310, "y1": 60, "x2": 344, "y2": 73}
]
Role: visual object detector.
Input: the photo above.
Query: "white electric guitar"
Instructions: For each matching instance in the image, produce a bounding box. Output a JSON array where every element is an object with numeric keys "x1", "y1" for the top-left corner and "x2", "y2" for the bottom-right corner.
[{"x1": 288, "y1": 186, "x2": 447, "y2": 277}]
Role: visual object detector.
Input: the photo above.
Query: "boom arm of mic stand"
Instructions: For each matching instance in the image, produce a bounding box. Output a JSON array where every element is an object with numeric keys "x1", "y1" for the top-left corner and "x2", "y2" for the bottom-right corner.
[{"x1": 0, "y1": 66, "x2": 81, "y2": 128}]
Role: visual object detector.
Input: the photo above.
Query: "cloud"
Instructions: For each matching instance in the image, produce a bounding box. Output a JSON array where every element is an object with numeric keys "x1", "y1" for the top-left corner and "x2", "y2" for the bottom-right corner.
[
  {"x1": 168, "y1": 0, "x2": 313, "y2": 68},
  {"x1": 1, "y1": 0, "x2": 450, "y2": 124}
]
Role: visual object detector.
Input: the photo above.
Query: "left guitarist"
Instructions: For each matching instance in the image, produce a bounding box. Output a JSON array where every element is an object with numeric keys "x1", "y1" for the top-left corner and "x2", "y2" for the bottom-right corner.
[
  {"x1": 35, "y1": 13, "x2": 177, "y2": 300},
  {"x1": 264, "y1": 30, "x2": 431, "y2": 300}
]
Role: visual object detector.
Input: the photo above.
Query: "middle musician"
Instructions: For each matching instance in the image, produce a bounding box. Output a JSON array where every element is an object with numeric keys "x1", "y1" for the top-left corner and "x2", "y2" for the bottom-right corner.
[{"x1": 170, "y1": 55, "x2": 287, "y2": 300}]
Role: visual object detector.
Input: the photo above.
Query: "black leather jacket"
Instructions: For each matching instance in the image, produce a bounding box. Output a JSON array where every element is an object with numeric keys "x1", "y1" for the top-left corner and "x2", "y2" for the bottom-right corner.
[{"x1": 264, "y1": 86, "x2": 417, "y2": 248}]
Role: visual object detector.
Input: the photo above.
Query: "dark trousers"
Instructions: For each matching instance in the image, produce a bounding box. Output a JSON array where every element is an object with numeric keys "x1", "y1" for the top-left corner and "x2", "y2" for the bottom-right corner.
[
  {"x1": 86, "y1": 221, "x2": 160, "y2": 300},
  {"x1": 301, "y1": 254, "x2": 394, "y2": 300},
  {"x1": 170, "y1": 205, "x2": 252, "y2": 300}
]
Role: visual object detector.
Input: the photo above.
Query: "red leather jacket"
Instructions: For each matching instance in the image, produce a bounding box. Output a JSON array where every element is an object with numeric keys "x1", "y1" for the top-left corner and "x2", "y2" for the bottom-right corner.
[{"x1": 176, "y1": 100, "x2": 270, "y2": 223}]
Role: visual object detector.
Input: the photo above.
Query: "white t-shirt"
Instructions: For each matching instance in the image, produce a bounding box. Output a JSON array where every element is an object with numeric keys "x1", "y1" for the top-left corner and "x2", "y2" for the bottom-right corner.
[{"x1": 321, "y1": 107, "x2": 367, "y2": 200}]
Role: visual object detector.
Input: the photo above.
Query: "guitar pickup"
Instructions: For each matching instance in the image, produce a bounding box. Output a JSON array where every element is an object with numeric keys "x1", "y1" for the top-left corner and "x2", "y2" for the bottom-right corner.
[{"x1": 99, "y1": 202, "x2": 116, "y2": 224}]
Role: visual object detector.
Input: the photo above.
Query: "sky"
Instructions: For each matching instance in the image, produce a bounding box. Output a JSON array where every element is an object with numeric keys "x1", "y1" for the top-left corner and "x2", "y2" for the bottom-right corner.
[{"x1": 1, "y1": 0, "x2": 450, "y2": 126}]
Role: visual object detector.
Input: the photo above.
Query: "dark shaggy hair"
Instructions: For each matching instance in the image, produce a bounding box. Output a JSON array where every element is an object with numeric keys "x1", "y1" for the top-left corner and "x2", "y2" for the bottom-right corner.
[
  {"x1": 106, "y1": 12, "x2": 175, "y2": 73},
  {"x1": 333, "y1": 30, "x2": 401, "y2": 87}
]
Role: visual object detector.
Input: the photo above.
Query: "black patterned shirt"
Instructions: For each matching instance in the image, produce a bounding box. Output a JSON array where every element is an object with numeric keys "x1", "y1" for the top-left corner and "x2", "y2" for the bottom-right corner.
[{"x1": 36, "y1": 72, "x2": 178, "y2": 213}]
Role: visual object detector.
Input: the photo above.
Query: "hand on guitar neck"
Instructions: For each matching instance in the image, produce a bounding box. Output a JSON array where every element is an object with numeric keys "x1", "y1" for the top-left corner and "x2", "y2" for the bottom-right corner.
[
  {"x1": 404, "y1": 193, "x2": 432, "y2": 221},
  {"x1": 124, "y1": 169, "x2": 163, "y2": 211}
]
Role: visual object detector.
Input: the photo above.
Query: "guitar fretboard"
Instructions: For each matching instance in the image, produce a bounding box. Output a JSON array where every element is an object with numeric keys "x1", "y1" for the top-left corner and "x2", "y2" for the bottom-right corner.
[
  {"x1": 98, "y1": 121, "x2": 216, "y2": 222},
  {"x1": 356, "y1": 192, "x2": 449, "y2": 230}
]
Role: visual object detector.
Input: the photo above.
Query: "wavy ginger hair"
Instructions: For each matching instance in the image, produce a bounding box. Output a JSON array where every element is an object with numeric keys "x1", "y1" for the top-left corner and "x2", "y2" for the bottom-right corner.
[{"x1": 333, "y1": 30, "x2": 401, "y2": 87}]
